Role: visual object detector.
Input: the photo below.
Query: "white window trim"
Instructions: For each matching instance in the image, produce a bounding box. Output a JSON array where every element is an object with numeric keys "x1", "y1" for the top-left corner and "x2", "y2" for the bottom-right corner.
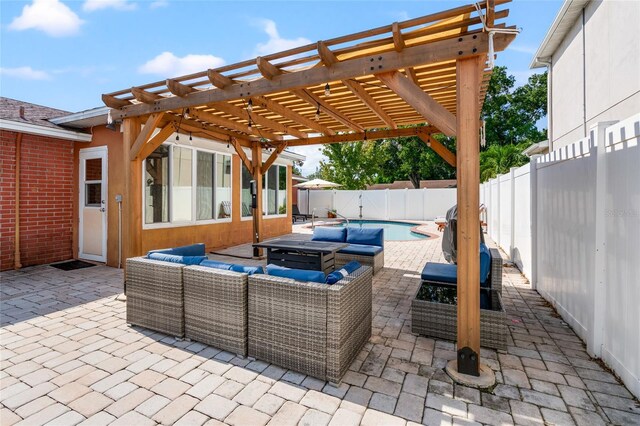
[
  {"x1": 241, "y1": 163, "x2": 288, "y2": 219},
  {"x1": 142, "y1": 143, "x2": 233, "y2": 229}
]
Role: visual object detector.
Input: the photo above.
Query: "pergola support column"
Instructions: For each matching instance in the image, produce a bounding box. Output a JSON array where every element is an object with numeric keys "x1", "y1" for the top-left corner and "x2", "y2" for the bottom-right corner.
[
  {"x1": 455, "y1": 55, "x2": 483, "y2": 377},
  {"x1": 123, "y1": 118, "x2": 143, "y2": 283},
  {"x1": 251, "y1": 142, "x2": 264, "y2": 258}
]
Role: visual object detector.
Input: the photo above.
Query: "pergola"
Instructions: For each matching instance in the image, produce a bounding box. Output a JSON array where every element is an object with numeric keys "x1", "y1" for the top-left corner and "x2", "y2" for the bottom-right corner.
[{"x1": 104, "y1": 0, "x2": 515, "y2": 378}]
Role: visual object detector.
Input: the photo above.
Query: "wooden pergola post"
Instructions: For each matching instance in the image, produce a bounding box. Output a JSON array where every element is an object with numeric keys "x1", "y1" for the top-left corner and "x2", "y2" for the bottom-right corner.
[
  {"x1": 455, "y1": 55, "x2": 483, "y2": 376},
  {"x1": 122, "y1": 117, "x2": 142, "y2": 279},
  {"x1": 251, "y1": 142, "x2": 264, "y2": 257}
]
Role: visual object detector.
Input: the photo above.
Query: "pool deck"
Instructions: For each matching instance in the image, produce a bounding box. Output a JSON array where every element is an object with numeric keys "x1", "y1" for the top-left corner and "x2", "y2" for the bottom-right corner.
[{"x1": 1, "y1": 223, "x2": 639, "y2": 425}]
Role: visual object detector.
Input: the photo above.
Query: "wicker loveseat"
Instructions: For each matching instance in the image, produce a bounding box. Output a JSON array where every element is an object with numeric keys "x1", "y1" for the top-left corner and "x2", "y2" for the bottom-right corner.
[
  {"x1": 248, "y1": 265, "x2": 373, "y2": 384},
  {"x1": 312, "y1": 227, "x2": 384, "y2": 275}
]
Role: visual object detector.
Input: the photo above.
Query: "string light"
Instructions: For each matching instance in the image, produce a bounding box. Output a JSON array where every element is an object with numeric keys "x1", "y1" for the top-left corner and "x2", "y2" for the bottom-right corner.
[
  {"x1": 175, "y1": 133, "x2": 180, "y2": 142},
  {"x1": 363, "y1": 130, "x2": 367, "y2": 141},
  {"x1": 247, "y1": 118, "x2": 252, "y2": 132},
  {"x1": 189, "y1": 132, "x2": 192, "y2": 141},
  {"x1": 315, "y1": 103, "x2": 321, "y2": 121},
  {"x1": 324, "y1": 83, "x2": 330, "y2": 96},
  {"x1": 183, "y1": 108, "x2": 190, "y2": 119},
  {"x1": 247, "y1": 99, "x2": 253, "y2": 113}
]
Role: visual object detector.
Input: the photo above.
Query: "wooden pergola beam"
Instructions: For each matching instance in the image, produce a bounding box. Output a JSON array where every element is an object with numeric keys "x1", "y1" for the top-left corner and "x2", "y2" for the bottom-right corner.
[
  {"x1": 292, "y1": 88, "x2": 364, "y2": 132},
  {"x1": 138, "y1": 123, "x2": 175, "y2": 160},
  {"x1": 317, "y1": 41, "x2": 339, "y2": 66},
  {"x1": 175, "y1": 119, "x2": 253, "y2": 147},
  {"x1": 377, "y1": 71, "x2": 457, "y2": 137},
  {"x1": 230, "y1": 137, "x2": 253, "y2": 173},
  {"x1": 211, "y1": 102, "x2": 309, "y2": 139},
  {"x1": 262, "y1": 143, "x2": 287, "y2": 173},
  {"x1": 103, "y1": 94, "x2": 131, "y2": 109},
  {"x1": 207, "y1": 70, "x2": 234, "y2": 88},
  {"x1": 167, "y1": 79, "x2": 197, "y2": 97},
  {"x1": 109, "y1": 32, "x2": 515, "y2": 119},
  {"x1": 417, "y1": 132, "x2": 456, "y2": 167},
  {"x1": 256, "y1": 57, "x2": 281, "y2": 80},
  {"x1": 342, "y1": 79, "x2": 397, "y2": 129},
  {"x1": 283, "y1": 125, "x2": 437, "y2": 147},
  {"x1": 188, "y1": 108, "x2": 283, "y2": 141},
  {"x1": 131, "y1": 87, "x2": 161, "y2": 104},
  {"x1": 455, "y1": 54, "x2": 484, "y2": 376},
  {"x1": 253, "y1": 96, "x2": 336, "y2": 136},
  {"x1": 130, "y1": 113, "x2": 165, "y2": 160},
  {"x1": 392, "y1": 22, "x2": 405, "y2": 52}
]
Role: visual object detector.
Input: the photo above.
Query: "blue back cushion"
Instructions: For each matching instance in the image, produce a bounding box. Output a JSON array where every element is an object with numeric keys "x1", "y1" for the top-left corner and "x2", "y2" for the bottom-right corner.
[
  {"x1": 479, "y1": 243, "x2": 491, "y2": 284},
  {"x1": 326, "y1": 261, "x2": 361, "y2": 284},
  {"x1": 266, "y1": 264, "x2": 326, "y2": 283},
  {"x1": 147, "y1": 253, "x2": 207, "y2": 265},
  {"x1": 199, "y1": 261, "x2": 264, "y2": 275},
  {"x1": 149, "y1": 243, "x2": 206, "y2": 257},
  {"x1": 346, "y1": 227, "x2": 384, "y2": 247},
  {"x1": 199, "y1": 260, "x2": 235, "y2": 270},
  {"x1": 230, "y1": 264, "x2": 264, "y2": 275},
  {"x1": 311, "y1": 227, "x2": 347, "y2": 243}
]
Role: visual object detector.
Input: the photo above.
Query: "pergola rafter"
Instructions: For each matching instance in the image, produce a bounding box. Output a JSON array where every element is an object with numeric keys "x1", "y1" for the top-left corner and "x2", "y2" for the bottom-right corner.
[{"x1": 109, "y1": 0, "x2": 514, "y2": 380}]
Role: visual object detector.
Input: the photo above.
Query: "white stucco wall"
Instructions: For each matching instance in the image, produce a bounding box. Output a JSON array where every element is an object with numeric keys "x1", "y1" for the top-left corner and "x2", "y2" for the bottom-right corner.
[{"x1": 551, "y1": 0, "x2": 640, "y2": 149}]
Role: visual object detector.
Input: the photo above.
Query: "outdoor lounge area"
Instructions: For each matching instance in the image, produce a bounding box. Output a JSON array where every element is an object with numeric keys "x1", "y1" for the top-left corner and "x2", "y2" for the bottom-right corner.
[{"x1": 2, "y1": 224, "x2": 638, "y2": 425}]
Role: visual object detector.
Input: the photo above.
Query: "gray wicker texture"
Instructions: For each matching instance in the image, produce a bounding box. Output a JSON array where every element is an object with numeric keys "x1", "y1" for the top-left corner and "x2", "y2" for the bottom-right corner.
[
  {"x1": 411, "y1": 289, "x2": 507, "y2": 350},
  {"x1": 335, "y1": 251, "x2": 384, "y2": 275},
  {"x1": 183, "y1": 266, "x2": 248, "y2": 357},
  {"x1": 126, "y1": 257, "x2": 185, "y2": 337},
  {"x1": 248, "y1": 266, "x2": 372, "y2": 384}
]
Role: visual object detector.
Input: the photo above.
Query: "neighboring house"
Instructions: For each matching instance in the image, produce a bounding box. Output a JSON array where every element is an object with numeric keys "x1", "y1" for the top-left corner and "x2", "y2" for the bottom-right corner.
[
  {"x1": 531, "y1": 0, "x2": 640, "y2": 150},
  {"x1": 0, "y1": 97, "x2": 303, "y2": 271},
  {"x1": 366, "y1": 179, "x2": 457, "y2": 190}
]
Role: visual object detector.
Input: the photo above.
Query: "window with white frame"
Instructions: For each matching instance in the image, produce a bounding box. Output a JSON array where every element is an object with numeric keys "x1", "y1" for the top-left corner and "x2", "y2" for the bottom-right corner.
[
  {"x1": 144, "y1": 144, "x2": 232, "y2": 225},
  {"x1": 240, "y1": 163, "x2": 287, "y2": 217}
]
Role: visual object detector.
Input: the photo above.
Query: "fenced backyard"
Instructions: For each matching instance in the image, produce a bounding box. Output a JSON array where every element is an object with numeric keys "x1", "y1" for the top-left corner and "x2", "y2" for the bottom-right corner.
[{"x1": 481, "y1": 113, "x2": 640, "y2": 399}]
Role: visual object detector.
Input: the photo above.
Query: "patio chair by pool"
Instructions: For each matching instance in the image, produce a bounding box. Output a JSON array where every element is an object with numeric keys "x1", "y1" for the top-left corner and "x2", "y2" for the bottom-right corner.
[
  {"x1": 292, "y1": 204, "x2": 311, "y2": 222},
  {"x1": 220, "y1": 201, "x2": 232, "y2": 218}
]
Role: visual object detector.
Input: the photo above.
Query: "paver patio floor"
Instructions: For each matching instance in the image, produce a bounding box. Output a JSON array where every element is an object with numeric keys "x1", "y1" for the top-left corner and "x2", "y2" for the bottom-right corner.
[{"x1": 1, "y1": 224, "x2": 638, "y2": 425}]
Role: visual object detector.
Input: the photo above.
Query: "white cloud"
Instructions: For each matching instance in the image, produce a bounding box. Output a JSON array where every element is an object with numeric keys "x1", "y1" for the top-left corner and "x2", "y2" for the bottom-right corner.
[
  {"x1": 138, "y1": 51, "x2": 225, "y2": 77},
  {"x1": 149, "y1": 0, "x2": 168, "y2": 9},
  {"x1": 9, "y1": 0, "x2": 83, "y2": 37},
  {"x1": 253, "y1": 19, "x2": 311, "y2": 57},
  {"x1": 391, "y1": 10, "x2": 410, "y2": 22},
  {"x1": 288, "y1": 145, "x2": 327, "y2": 177},
  {"x1": 0, "y1": 66, "x2": 51, "y2": 80},
  {"x1": 82, "y1": 0, "x2": 137, "y2": 12},
  {"x1": 512, "y1": 70, "x2": 536, "y2": 87}
]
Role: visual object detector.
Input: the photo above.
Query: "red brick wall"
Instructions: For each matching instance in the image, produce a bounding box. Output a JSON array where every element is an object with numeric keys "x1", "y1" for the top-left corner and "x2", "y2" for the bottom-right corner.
[{"x1": 0, "y1": 130, "x2": 75, "y2": 271}]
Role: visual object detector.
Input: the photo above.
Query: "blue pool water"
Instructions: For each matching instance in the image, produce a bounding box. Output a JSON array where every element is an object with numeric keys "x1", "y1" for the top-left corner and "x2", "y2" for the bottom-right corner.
[{"x1": 333, "y1": 220, "x2": 429, "y2": 241}]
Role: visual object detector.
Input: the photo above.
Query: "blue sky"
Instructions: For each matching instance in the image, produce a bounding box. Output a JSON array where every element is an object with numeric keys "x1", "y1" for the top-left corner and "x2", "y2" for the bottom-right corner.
[{"x1": 0, "y1": 0, "x2": 561, "y2": 174}]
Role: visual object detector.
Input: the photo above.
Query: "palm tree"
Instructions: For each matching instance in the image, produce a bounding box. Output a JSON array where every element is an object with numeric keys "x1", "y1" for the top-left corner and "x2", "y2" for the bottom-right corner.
[{"x1": 480, "y1": 143, "x2": 531, "y2": 182}]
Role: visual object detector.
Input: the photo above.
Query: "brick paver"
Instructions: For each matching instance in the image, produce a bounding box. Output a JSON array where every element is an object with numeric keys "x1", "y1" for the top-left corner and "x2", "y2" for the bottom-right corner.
[{"x1": 1, "y1": 224, "x2": 638, "y2": 425}]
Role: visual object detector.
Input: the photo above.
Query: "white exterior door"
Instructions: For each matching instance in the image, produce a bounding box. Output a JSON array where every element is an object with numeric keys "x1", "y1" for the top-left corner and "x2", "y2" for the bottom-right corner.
[{"x1": 79, "y1": 147, "x2": 107, "y2": 262}]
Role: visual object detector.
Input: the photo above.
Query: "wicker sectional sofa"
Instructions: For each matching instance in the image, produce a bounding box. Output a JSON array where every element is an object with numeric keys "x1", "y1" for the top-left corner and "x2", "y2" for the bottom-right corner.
[
  {"x1": 248, "y1": 266, "x2": 373, "y2": 384},
  {"x1": 312, "y1": 226, "x2": 384, "y2": 275}
]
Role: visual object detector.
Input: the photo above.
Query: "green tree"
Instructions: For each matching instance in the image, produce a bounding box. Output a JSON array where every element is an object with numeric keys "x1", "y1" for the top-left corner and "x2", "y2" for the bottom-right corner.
[
  {"x1": 482, "y1": 67, "x2": 547, "y2": 146},
  {"x1": 317, "y1": 142, "x2": 382, "y2": 189},
  {"x1": 479, "y1": 143, "x2": 531, "y2": 182}
]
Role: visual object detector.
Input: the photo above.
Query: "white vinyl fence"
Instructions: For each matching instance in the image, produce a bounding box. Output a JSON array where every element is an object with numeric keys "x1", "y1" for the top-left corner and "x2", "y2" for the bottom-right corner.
[
  {"x1": 481, "y1": 114, "x2": 640, "y2": 398},
  {"x1": 299, "y1": 188, "x2": 457, "y2": 221}
]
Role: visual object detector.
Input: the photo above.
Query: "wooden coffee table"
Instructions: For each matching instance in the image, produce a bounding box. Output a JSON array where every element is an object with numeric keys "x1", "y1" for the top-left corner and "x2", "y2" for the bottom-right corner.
[{"x1": 253, "y1": 239, "x2": 348, "y2": 275}]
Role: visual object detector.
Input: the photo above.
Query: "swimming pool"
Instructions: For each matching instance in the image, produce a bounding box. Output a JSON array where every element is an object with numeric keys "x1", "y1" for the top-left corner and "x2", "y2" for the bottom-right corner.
[{"x1": 332, "y1": 220, "x2": 429, "y2": 241}]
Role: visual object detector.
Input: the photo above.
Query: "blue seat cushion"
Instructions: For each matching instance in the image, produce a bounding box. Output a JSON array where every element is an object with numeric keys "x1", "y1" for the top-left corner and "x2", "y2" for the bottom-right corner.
[
  {"x1": 148, "y1": 243, "x2": 206, "y2": 257},
  {"x1": 346, "y1": 227, "x2": 383, "y2": 247},
  {"x1": 311, "y1": 227, "x2": 347, "y2": 243},
  {"x1": 338, "y1": 244, "x2": 383, "y2": 256},
  {"x1": 421, "y1": 262, "x2": 457, "y2": 284},
  {"x1": 480, "y1": 290, "x2": 490, "y2": 310},
  {"x1": 479, "y1": 243, "x2": 491, "y2": 284},
  {"x1": 326, "y1": 261, "x2": 361, "y2": 284},
  {"x1": 266, "y1": 264, "x2": 326, "y2": 283},
  {"x1": 147, "y1": 253, "x2": 207, "y2": 265}
]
